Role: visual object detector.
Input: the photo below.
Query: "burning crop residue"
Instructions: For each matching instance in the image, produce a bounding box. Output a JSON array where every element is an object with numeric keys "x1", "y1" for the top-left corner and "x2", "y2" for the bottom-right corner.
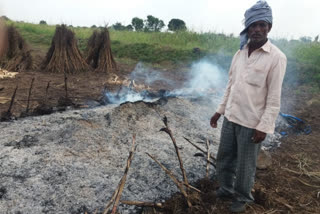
[{"x1": 102, "y1": 60, "x2": 228, "y2": 105}]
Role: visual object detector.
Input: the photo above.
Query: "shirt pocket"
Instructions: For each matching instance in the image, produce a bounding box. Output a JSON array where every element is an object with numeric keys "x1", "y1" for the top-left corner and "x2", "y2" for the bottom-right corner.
[{"x1": 245, "y1": 68, "x2": 268, "y2": 87}]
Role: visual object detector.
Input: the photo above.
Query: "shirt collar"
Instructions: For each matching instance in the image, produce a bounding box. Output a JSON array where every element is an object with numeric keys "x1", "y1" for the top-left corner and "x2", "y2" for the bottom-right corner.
[{"x1": 244, "y1": 39, "x2": 271, "y2": 53}]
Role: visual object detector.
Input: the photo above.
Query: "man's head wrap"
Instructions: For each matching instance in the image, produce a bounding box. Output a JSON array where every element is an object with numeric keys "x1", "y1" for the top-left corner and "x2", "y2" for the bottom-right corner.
[{"x1": 240, "y1": 0, "x2": 273, "y2": 50}]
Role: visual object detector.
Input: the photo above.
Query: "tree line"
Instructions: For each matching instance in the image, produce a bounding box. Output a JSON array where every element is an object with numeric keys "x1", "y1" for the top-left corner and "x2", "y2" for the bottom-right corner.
[{"x1": 111, "y1": 15, "x2": 187, "y2": 32}]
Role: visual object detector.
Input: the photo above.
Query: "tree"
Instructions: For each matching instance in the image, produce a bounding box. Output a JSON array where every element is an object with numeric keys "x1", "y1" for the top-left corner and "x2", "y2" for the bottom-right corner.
[
  {"x1": 126, "y1": 25, "x2": 133, "y2": 31},
  {"x1": 39, "y1": 20, "x2": 47, "y2": 25},
  {"x1": 91, "y1": 25, "x2": 97, "y2": 28},
  {"x1": 112, "y1": 22, "x2": 126, "y2": 31},
  {"x1": 168, "y1": 19, "x2": 187, "y2": 32},
  {"x1": 1, "y1": 16, "x2": 10, "y2": 21},
  {"x1": 299, "y1": 36, "x2": 312, "y2": 43},
  {"x1": 144, "y1": 15, "x2": 165, "y2": 32},
  {"x1": 131, "y1": 17, "x2": 144, "y2": 31}
]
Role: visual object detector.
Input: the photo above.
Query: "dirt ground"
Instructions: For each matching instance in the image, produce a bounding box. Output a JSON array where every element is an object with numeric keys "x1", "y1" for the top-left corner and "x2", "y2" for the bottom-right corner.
[{"x1": 0, "y1": 65, "x2": 319, "y2": 214}]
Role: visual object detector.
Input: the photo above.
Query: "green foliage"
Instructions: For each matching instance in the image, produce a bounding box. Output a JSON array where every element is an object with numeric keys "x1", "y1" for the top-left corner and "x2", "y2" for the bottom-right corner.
[
  {"x1": 168, "y1": 19, "x2": 187, "y2": 32},
  {"x1": 144, "y1": 15, "x2": 165, "y2": 32},
  {"x1": 131, "y1": 17, "x2": 144, "y2": 31},
  {"x1": 1, "y1": 16, "x2": 10, "y2": 21},
  {"x1": 126, "y1": 24, "x2": 133, "y2": 31},
  {"x1": 5, "y1": 20, "x2": 320, "y2": 88},
  {"x1": 111, "y1": 22, "x2": 133, "y2": 31},
  {"x1": 39, "y1": 20, "x2": 47, "y2": 25},
  {"x1": 112, "y1": 22, "x2": 126, "y2": 31}
]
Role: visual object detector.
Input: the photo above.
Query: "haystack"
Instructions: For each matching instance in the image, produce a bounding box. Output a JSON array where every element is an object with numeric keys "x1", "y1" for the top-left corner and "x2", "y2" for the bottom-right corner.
[
  {"x1": 42, "y1": 25, "x2": 89, "y2": 73},
  {"x1": 86, "y1": 28, "x2": 117, "y2": 72},
  {"x1": 0, "y1": 26, "x2": 33, "y2": 72}
]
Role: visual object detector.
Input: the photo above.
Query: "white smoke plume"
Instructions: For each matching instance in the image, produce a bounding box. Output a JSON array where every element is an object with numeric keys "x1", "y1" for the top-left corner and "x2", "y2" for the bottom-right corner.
[{"x1": 103, "y1": 59, "x2": 228, "y2": 104}]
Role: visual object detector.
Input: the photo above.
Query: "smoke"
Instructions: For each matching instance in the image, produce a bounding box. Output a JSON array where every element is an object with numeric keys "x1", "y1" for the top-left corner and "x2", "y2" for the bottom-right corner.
[
  {"x1": 130, "y1": 62, "x2": 174, "y2": 86},
  {"x1": 170, "y1": 59, "x2": 228, "y2": 97},
  {"x1": 187, "y1": 60, "x2": 227, "y2": 92},
  {"x1": 103, "y1": 59, "x2": 228, "y2": 105}
]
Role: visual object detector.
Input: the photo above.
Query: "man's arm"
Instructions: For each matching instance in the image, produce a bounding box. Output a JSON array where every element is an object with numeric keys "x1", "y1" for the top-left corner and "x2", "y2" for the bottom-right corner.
[
  {"x1": 210, "y1": 54, "x2": 237, "y2": 128},
  {"x1": 255, "y1": 54, "x2": 287, "y2": 134}
]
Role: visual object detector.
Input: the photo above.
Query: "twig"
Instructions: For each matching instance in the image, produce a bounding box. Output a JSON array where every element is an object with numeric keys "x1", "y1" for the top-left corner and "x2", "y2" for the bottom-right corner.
[
  {"x1": 206, "y1": 139, "x2": 210, "y2": 179},
  {"x1": 146, "y1": 152, "x2": 192, "y2": 207},
  {"x1": 104, "y1": 135, "x2": 136, "y2": 214},
  {"x1": 184, "y1": 137, "x2": 216, "y2": 167},
  {"x1": 64, "y1": 72, "x2": 68, "y2": 99},
  {"x1": 44, "y1": 81, "x2": 51, "y2": 103},
  {"x1": 275, "y1": 198, "x2": 294, "y2": 211},
  {"x1": 160, "y1": 116, "x2": 188, "y2": 186},
  {"x1": 296, "y1": 178, "x2": 320, "y2": 188},
  {"x1": 26, "y1": 78, "x2": 35, "y2": 113},
  {"x1": 8, "y1": 85, "x2": 18, "y2": 114},
  {"x1": 121, "y1": 200, "x2": 164, "y2": 209}
]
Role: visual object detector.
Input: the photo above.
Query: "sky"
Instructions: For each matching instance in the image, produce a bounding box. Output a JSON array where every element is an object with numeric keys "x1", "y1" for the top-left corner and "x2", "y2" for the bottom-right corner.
[{"x1": 0, "y1": 0, "x2": 319, "y2": 39}]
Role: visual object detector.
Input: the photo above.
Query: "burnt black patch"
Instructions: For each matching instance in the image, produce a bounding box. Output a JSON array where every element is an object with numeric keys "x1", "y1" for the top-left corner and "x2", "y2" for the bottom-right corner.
[{"x1": 4, "y1": 135, "x2": 39, "y2": 149}]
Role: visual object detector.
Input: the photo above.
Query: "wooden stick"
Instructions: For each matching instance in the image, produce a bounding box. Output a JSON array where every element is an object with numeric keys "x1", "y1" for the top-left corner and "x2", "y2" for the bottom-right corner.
[
  {"x1": 44, "y1": 81, "x2": 51, "y2": 103},
  {"x1": 184, "y1": 137, "x2": 216, "y2": 167},
  {"x1": 183, "y1": 183, "x2": 202, "y2": 194},
  {"x1": 146, "y1": 152, "x2": 192, "y2": 207},
  {"x1": 64, "y1": 72, "x2": 68, "y2": 99},
  {"x1": 107, "y1": 135, "x2": 136, "y2": 214},
  {"x1": 296, "y1": 178, "x2": 320, "y2": 188},
  {"x1": 26, "y1": 78, "x2": 35, "y2": 113},
  {"x1": 121, "y1": 200, "x2": 164, "y2": 209},
  {"x1": 206, "y1": 139, "x2": 210, "y2": 179},
  {"x1": 161, "y1": 116, "x2": 189, "y2": 186},
  {"x1": 7, "y1": 85, "x2": 18, "y2": 113}
]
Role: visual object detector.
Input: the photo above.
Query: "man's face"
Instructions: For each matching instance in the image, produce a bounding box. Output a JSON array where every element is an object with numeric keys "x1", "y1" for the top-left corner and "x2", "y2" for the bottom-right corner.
[{"x1": 247, "y1": 21, "x2": 271, "y2": 44}]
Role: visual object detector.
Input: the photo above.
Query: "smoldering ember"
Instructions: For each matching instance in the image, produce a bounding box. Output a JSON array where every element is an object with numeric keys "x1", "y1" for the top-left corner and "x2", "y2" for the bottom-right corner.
[{"x1": 0, "y1": 62, "x2": 287, "y2": 214}]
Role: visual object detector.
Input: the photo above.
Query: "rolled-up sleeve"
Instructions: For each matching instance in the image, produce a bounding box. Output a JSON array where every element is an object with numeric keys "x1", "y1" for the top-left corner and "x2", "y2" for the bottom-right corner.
[{"x1": 256, "y1": 55, "x2": 287, "y2": 133}]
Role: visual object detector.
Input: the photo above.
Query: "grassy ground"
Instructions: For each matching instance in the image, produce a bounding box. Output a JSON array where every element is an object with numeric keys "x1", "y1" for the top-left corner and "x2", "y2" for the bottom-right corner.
[{"x1": 5, "y1": 20, "x2": 320, "y2": 91}]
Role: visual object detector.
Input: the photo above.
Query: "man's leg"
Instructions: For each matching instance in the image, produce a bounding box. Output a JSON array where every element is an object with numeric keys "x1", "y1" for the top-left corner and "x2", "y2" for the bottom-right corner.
[
  {"x1": 234, "y1": 125, "x2": 261, "y2": 203},
  {"x1": 216, "y1": 118, "x2": 237, "y2": 196}
]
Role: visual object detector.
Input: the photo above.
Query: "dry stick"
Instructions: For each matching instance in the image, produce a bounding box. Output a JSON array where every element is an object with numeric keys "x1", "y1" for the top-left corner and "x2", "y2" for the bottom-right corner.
[
  {"x1": 121, "y1": 201, "x2": 164, "y2": 209},
  {"x1": 26, "y1": 78, "x2": 35, "y2": 113},
  {"x1": 7, "y1": 85, "x2": 18, "y2": 114},
  {"x1": 111, "y1": 136, "x2": 137, "y2": 214},
  {"x1": 102, "y1": 135, "x2": 136, "y2": 214},
  {"x1": 183, "y1": 137, "x2": 216, "y2": 167},
  {"x1": 296, "y1": 178, "x2": 320, "y2": 188},
  {"x1": 161, "y1": 116, "x2": 189, "y2": 186},
  {"x1": 44, "y1": 81, "x2": 51, "y2": 103},
  {"x1": 275, "y1": 198, "x2": 294, "y2": 211},
  {"x1": 206, "y1": 139, "x2": 210, "y2": 179},
  {"x1": 146, "y1": 152, "x2": 193, "y2": 208},
  {"x1": 64, "y1": 72, "x2": 68, "y2": 99}
]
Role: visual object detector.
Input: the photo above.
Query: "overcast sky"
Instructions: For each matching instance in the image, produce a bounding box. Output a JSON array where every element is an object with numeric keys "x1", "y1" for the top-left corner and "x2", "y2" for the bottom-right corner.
[{"x1": 1, "y1": 0, "x2": 319, "y2": 39}]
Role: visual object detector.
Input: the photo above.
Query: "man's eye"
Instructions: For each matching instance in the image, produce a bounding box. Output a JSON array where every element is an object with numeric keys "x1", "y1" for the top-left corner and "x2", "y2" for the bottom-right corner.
[
  {"x1": 250, "y1": 24, "x2": 257, "y2": 28},
  {"x1": 259, "y1": 23, "x2": 267, "y2": 27}
]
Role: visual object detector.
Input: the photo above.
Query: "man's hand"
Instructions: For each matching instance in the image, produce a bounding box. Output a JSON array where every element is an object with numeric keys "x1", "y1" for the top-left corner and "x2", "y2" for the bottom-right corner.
[
  {"x1": 252, "y1": 130, "x2": 266, "y2": 143},
  {"x1": 210, "y1": 112, "x2": 221, "y2": 128}
]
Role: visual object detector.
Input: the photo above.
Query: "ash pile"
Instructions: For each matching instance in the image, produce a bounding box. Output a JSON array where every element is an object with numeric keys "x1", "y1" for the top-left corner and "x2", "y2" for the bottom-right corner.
[
  {"x1": 0, "y1": 61, "x2": 286, "y2": 214},
  {"x1": 0, "y1": 93, "x2": 222, "y2": 214}
]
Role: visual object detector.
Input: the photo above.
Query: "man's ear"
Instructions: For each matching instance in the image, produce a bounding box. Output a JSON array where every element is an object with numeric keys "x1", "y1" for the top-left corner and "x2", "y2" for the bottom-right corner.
[{"x1": 268, "y1": 24, "x2": 272, "y2": 33}]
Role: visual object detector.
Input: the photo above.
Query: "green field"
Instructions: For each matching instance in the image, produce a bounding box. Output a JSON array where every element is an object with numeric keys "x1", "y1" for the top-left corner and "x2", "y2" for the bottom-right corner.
[{"x1": 6, "y1": 21, "x2": 320, "y2": 91}]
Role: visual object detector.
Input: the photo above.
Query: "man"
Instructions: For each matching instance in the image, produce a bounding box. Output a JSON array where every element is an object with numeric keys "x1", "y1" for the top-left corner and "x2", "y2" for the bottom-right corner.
[{"x1": 210, "y1": 1, "x2": 287, "y2": 213}]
